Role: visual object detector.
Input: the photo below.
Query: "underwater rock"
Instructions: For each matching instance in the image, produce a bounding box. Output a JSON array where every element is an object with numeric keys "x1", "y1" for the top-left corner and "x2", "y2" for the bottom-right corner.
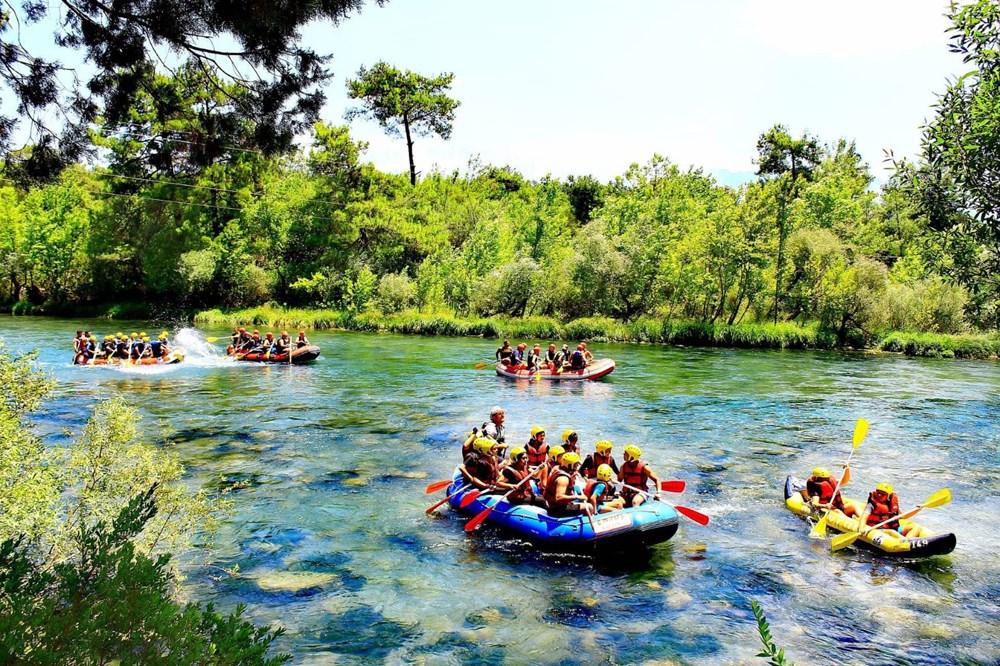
[{"x1": 253, "y1": 571, "x2": 338, "y2": 593}]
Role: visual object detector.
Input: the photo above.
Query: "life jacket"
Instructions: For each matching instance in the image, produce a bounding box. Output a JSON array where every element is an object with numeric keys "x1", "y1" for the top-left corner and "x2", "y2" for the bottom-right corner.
[
  {"x1": 582, "y1": 452, "x2": 616, "y2": 479},
  {"x1": 570, "y1": 350, "x2": 585, "y2": 370},
  {"x1": 806, "y1": 476, "x2": 844, "y2": 509},
  {"x1": 544, "y1": 469, "x2": 574, "y2": 510},
  {"x1": 526, "y1": 351, "x2": 540, "y2": 370},
  {"x1": 526, "y1": 439, "x2": 548, "y2": 467},
  {"x1": 497, "y1": 347, "x2": 512, "y2": 361},
  {"x1": 584, "y1": 480, "x2": 615, "y2": 505},
  {"x1": 866, "y1": 492, "x2": 900, "y2": 529},
  {"x1": 545, "y1": 350, "x2": 556, "y2": 362},
  {"x1": 621, "y1": 460, "x2": 648, "y2": 494},
  {"x1": 466, "y1": 453, "x2": 497, "y2": 486},
  {"x1": 502, "y1": 465, "x2": 532, "y2": 503}
]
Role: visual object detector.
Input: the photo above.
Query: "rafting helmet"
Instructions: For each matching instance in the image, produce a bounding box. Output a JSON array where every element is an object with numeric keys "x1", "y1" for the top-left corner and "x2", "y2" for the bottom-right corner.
[
  {"x1": 130, "y1": 332, "x2": 138, "y2": 339},
  {"x1": 509, "y1": 446, "x2": 526, "y2": 461},
  {"x1": 623, "y1": 444, "x2": 642, "y2": 459},
  {"x1": 596, "y1": 464, "x2": 613, "y2": 482},
  {"x1": 530, "y1": 426, "x2": 545, "y2": 438},
  {"x1": 562, "y1": 429, "x2": 577, "y2": 443},
  {"x1": 812, "y1": 467, "x2": 831, "y2": 479},
  {"x1": 876, "y1": 482, "x2": 894, "y2": 495},
  {"x1": 266, "y1": 332, "x2": 274, "y2": 339},
  {"x1": 474, "y1": 437, "x2": 498, "y2": 456},
  {"x1": 159, "y1": 333, "x2": 167, "y2": 340},
  {"x1": 89, "y1": 335, "x2": 96, "y2": 342},
  {"x1": 548, "y1": 445, "x2": 565, "y2": 461},
  {"x1": 561, "y1": 451, "x2": 581, "y2": 467},
  {"x1": 595, "y1": 440, "x2": 613, "y2": 453}
]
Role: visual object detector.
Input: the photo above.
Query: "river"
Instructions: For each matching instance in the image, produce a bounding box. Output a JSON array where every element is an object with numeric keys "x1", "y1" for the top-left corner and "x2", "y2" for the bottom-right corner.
[{"x1": 2, "y1": 315, "x2": 998, "y2": 665}]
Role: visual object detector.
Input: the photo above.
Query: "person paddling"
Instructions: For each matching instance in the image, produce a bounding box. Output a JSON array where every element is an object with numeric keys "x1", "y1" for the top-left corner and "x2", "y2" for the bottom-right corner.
[
  {"x1": 581, "y1": 342, "x2": 594, "y2": 366},
  {"x1": 857, "y1": 483, "x2": 926, "y2": 538},
  {"x1": 544, "y1": 452, "x2": 594, "y2": 517},
  {"x1": 482, "y1": 406, "x2": 508, "y2": 448},
  {"x1": 499, "y1": 447, "x2": 544, "y2": 506},
  {"x1": 296, "y1": 330, "x2": 310, "y2": 348},
  {"x1": 580, "y1": 440, "x2": 619, "y2": 479},
  {"x1": 538, "y1": 444, "x2": 565, "y2": 493},
  {"x1": 496, "y1": 339, "x2": 513, "y2": 364},
  {"x1": 801, "y1": 467, "x2": 855, "y2": 516},
  {"x1": 275, "y1": 331, "x2": 292, "y2": 357},
  {"x1": 525, "y1": 427, "x2": 548, "y2": 467},
  {"x1": 459, "y1": 437, "x2": 501, "y2": 491},
  {"x1": 618, "y1": 444, "x2": 661, "y2": 507},
  {"x1": 561, "y1": 429, "x2": 580, "y2": 455},
  {"x1": 545, "y1": 343, "x2": 558, "y2": 371},
  {"x1": 526, "y1": 344, "x2": 542, "y2": 372}
]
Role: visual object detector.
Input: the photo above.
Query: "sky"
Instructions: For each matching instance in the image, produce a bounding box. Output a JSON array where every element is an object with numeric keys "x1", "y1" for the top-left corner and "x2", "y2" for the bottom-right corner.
[
  {"x1": 306, "y1": 0, "x2": 963, "y2": 186},
  {"x1": 10, "y1": 0, "x2": 965, "y2": 187}
]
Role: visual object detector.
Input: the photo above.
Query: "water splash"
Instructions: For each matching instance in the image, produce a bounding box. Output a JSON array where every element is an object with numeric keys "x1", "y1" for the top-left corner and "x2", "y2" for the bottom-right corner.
[{"x1": 173, "y1": 327, "x2": 227, "y2": 365}]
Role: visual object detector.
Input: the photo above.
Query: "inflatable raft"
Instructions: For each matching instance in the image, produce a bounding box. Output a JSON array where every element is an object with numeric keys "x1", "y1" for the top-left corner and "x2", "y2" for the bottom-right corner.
[
  {"x1": 76, "y1": 351, "x2": 185, "y2": 366},
  {"x1": 784, "y1": 476, "x2": 956, "y2": 559},
  {"x1": 446, "y1": 473, "x2": 678, "y2": 552},
  {"x1": 226, "y1": 344, "x2": 321, "y2": 364},
  {"x1": 495, "y1": 358, "x2": 615, "y2": 381}
]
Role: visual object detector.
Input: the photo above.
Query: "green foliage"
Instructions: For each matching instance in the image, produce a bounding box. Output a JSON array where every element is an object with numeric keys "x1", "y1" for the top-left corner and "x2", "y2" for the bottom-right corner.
[
  {"x1": 0, "y1": 488, "x2": 289, "y2": 665},
  {"x1": 750, "y1": 600, "x2": 795, "y2": 666},
  {"x1": 376, "y1": 271, "x2": 418, "y2": 313}
]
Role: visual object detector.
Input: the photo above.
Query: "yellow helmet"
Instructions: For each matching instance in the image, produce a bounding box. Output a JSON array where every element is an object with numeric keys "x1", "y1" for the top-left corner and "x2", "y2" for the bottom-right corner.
[
  {"x1": 474, "y1": 437, "x2": 497, "y2": 456},
  {"x1": 160, "y1": 331, "x2": 168, "y2": 338},
  {"x1": 105, "y1": 335, "x2": 113, "y2": 341},
  {"x1": 596, "y1": 464, "x2": 613, "y2": 482},
  {"x1": 548, "y1": 445, "x2": 565, "y2": 461},
  {"x1": 812, "y1": 467, "x2": 831, "y2": 479},
  {"x1": 116, "y1": 331, "x2": 124, "y2": 338},
  {"x1": 140, "y1": 332, "x2": 147, "y2": 338},
  {"x1": 509, "y1": 446, "x2": 526, "y2": 461},
  {"x1": 130, "y1": 332, "x2": 138, "y2": 339},
  {"x1": 562, "y1": 429, "x2": 577, "y2": 443},
  {"x1": 876, "y1": 482, "x2": 894, "y2": 495},
  {"x1": 530, "y1": 426, "x2": 545, "y2": 438},
  {"x1": 89, "y1": 335, "x2": 96, "y2": 342},
  {"x1": 595, "y1": 440, "x2": 613, "y2": 453},
  {"x1": 624, "y1": 444, "x2": 642, "y2": 459},
  {"x1": 561, "y1": 451, "x2": 581, "y2": 467}
]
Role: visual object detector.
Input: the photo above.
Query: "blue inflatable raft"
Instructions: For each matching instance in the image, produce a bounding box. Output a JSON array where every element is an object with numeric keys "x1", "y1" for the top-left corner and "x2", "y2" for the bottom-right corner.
[{"x1": 446, "y1": 473, "x2": 680, "y2": 552}]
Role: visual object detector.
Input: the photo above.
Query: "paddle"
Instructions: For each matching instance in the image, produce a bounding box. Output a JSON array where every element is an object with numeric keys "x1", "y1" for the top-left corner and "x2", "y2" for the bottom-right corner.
[
  {"x1": 206, "y1": 336, "x2": 221, "y2": 343},
  {"x1": 830, "y1": 488, "x2": 951, "y2": 552},
  {"x1": 620, "y1": 483, "x2": 710, "y2": 526},
  {"x1": 811, "y1": 418, "x2": 868, "y2": 538},
  {"x1": 425, "y1": 483, "x2": 472, "y2": 515},
  {"x1": 425, "y1": 479, "x2": 452, "y2": 494},
  {"x1": 460, "y1": 488, "x2": 488, "y2": 508},
  {"x1": 464, "y1": 474, "x2": 535, "y2": 532},
  {"x1": 474, "y1": 362, "x2": 489, "y2": 370}
]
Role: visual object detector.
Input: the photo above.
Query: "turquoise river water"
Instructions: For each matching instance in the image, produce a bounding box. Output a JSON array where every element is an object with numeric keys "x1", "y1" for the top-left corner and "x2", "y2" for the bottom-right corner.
[{"x1": 2, "y1": 316, "x2": 999, "y2": 665}]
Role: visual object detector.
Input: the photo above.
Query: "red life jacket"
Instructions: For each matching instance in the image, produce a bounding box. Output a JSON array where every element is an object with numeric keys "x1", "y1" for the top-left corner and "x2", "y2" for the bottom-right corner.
[
  {"x1": 502, "y1": 465, "x2": 532, "y2": 503},
  {"x1": 526, "y1": 440, "x2": 548, "y2": 467},
  {"x1": 465, "y1": 453, "x2": 497, "y2": 486},
  {"x1": 544, "y1": 469, "x2": 574, "y2": 510},
  {"x1": 866, "y1": 492, "x2": 900, "y2": 529},
  {"x1": 584, "y1": 480, "x2": 615, "y2": 505},
  {"x1": 583, "y1": 452, "x2": 615, "y2": 479},
  {"x1": 621, "y1": 460, "x2": 648, "y2": 492},
  {"x1": 806, "y1": 476, "x2": 844, "y2": 509}
]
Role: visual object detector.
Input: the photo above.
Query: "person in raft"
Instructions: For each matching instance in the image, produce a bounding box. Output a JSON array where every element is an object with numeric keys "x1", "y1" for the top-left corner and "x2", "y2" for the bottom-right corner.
[
  {"x1": 544, "y1": 451, "x2": 594, "y2": 517},
  {"x1": 580, "y1": 440, "x2": 619, "y2": 479},
  {"x1": 500, "y1": 446, "x2": 545, "y2": 507},
  {"x1": 459, "y1": 437, "x2": 502, "y2": 490},
  {"x1": 496, "y1": 339, "x2": 513, "y2": 364},
  {"x1": 544, "y1": 343, "x2": 558, "y2": 370},
  {"x1": 569, "y1": 344, "x2": 587, "y2": 371},
  {"x1": 525, "y1": 426, "x2": 548, "y2": 467},
  {"x1": 800, "y1": 467, "x2": 855, "y2": 516},
  {"x1": 561, "y1": 429, "x2": 580, "y2": 455},
  {"x1": 296, "y1": 330, "x2": 310, "y2": 348},
  {"x1": 857, "y1": 482, "x2": 926, "y2": 538},
  {"x1": 585, "y1": 464, "x2": 625, "y2": 513},
  {"x1": 538, "y1": 444, "x2": 565, "y2": 492},
  {"x1": 274, "y1": 331, "x2": 292, "y2": 356},
  {"x1": 482, "y1": 406, "x2": 508, "y2": 448},
  {"x1": 581, "y1": 342, "x2": 594, "y2": 365},
  {"x1": 618, "y1": 444, "x2": 662, "y2": 507},
  {"x1": 525, "y1": 344, "x2": 542, "y2": 372}
]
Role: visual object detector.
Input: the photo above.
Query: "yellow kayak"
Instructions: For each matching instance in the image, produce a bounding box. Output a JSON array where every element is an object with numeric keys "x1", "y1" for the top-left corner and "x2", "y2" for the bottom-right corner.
[{"x1": 784, "y1": 476, "x2": 955, "y2": 558}]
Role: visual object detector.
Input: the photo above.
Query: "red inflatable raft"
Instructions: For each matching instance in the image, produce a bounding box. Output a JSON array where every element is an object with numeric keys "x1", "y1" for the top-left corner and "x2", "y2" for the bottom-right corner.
[
  {"x1": 226, "y1": 344, "x2": 321, "y2": 364},
  {"x1": 495, "y1": 357, "x2": 615, "y2": 381}
]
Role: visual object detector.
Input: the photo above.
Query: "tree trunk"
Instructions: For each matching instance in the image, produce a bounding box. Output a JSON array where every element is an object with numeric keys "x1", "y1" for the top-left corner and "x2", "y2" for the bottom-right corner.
[
  {"x1": 403, "y1": 115, "x2": 416, "y2": 186},
  {"x1": 773, "y1": 196, "x2": 787, "y2": 324}
]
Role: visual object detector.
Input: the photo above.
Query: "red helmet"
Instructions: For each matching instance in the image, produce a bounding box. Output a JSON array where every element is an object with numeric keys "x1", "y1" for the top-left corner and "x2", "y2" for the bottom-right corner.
[
  {"x1": 252, "y1": 329, "x2": 259, "y2": 335},
  {"x1": 298, "y1": 330, "x2": 305, "y2": 336},
  {"x1": 266, "y1": 332, "x2": 274, "y2": 339},
  {"x1": 549, "y1": 344, "x2": 556, "y2": 350},
  {"x1": 517, "y1": 343, "x2": 526, "y2": 350},
  {"x1": 239, "y1": 327, "x2": 246, "y2": 333},
  {"x1": 581, "y1": 343, "x2": 588, "y2": 348},
  {"x1": 533, "y1": 344, "x2": 541, "y2": 350},
  {"x1": 577, "y1": 344, "x2": 585, "y2": 350},
  {"x1": 281, "y1": 331, "x2": 288, "y2": 337}
]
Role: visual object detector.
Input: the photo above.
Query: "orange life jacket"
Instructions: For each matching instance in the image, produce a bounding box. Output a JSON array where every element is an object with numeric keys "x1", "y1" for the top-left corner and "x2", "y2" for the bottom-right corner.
[
  {"x1": 465, "y1": 453, "x2": 497, "y2": 486},
  {"x1": 621, "y1": 460, "x2": 648, "y2": 492},
  {"x1": 582, "y1": 452, "x2": 616, "y2": 479},
  {"x1": 866, "y1": 492, "x2": 900, "y2": 529},
  {"x1": 502, "y1": 465, "x2": 532, "y2": 503},
  {"x1": 806, "y1": 476, "x2": 845, "y2": 509},
  {"x1": 526, "y1": 439, "x2": 548, "y2": 467},
  {"x1": 544, "y1": 469, "x2": 574, "y2": 510},
  {"x1": 584, "y1": 479, "x2": 615, "y2": 505}
]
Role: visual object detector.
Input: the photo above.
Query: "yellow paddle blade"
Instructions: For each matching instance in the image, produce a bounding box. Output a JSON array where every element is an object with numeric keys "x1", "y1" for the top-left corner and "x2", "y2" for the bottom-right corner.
[
  {"x1": 809, "y1": 512, "x2": 829, "y2": 538},
  {"x1": 830, "y1": 531, "x2": 860, "y2": 552},
  {"x1": 534, "y1": 371, "x2": 541, "y2": 382},
  {"x1": 852, "y1": 418, "x2": 869, "y2": 447},
  {"x1": 474, "y1": 362, "x2": 488, "y2": 370},
  {"x1": 921, "y1": 488, "x2": 952, "y2": 509},
  {"x1": 205, "y1": 336, "x2": 220, "y2": 343}
]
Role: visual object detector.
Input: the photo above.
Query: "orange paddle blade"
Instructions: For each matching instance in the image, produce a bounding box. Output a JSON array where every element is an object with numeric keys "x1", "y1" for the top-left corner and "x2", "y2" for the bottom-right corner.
[
  {"x1": 459, "y1": 490, "x2": 483, "y2": 508},
  {"x1": 424, "y1": 480, "x2": 452, "y2": 494}
]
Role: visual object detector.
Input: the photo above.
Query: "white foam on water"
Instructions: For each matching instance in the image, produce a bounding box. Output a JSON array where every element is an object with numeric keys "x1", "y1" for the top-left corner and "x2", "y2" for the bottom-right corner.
[{"x1": 172, "y1": 327, "x2": 228, "y2": 367}]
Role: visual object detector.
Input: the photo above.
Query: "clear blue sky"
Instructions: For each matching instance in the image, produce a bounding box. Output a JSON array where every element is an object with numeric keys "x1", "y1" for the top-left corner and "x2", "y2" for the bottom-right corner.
[{"x1": 309, "y1": 0, "x2": 962, "y2": 186}]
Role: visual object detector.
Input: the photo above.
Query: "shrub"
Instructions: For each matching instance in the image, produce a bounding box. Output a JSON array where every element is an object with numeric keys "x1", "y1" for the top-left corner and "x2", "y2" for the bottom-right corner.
[{"x1": 376, "y1": 272, "x2": 418, "y2": 314}]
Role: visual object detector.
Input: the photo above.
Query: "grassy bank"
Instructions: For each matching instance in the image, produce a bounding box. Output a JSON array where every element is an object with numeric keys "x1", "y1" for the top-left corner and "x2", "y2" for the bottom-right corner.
[{"x1": 192, "y1": 306, "x2": 1000, "y2": 360}]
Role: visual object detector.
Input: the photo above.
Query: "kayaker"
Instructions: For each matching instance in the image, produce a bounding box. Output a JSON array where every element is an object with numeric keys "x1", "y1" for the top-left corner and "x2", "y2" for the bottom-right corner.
[
  {"x1": 585, "y1": 464, "x2": 625, "y2": 513},
  {"x1": 459, "y1": 437, "x2": 501, "y2": 490},
  {"x1": 545, "y1": 343, "x2": 558, "y2": 371},
  {"x1": 525, "y1": 344, "x2": 542, "y2": 372},
  {"x1": 496, "y1": 339, "x2": 513, "y2": 364},
  {"x1": 296, "y1": 330, "x2": 310, "y2": 348},
  {"x1": 561, "y1": 429, "x2": 579, "y2": 455},
  {"x1": 525, "y1": 427, "x2": 548, "y2": 466},
  {"x1": 580, "y1": 440, "x2": 619, "y2": 479},
  {"x1": 581, "y1": 342, "x2": 594, "y2": 366},
  {"x1": 544, "y1": 452, "x2": 594, "y2": 517},
  {"x1": 618, "y1": 444, "x2": 661, "y2": 507},
  {"x1": 482, "y1": 406, "x2": 508, "y2": 448},
  {"x1": 538, "y1": 444, "x2": 565, "y2": 492},
  {"x1": 857, "y1": 482, "x2": 924, "y2": 537},
  {"x1": 570, "y1": 344, "x2": 586, "y2": 371},
  {"x1": 500, "y1": 446, "x2": 544, "y2": 506},
  {"x1": 800, "y1": 467, "x2": 852, "y2": 515}
]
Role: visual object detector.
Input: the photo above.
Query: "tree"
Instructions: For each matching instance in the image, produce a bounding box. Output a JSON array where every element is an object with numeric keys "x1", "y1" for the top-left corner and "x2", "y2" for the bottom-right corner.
[
  {"x1": 903, "y1": 0, "x2": 1000, "y2": 327},
  {"x1": 345, "y1": 62, "x2": 460, "y2": 186},
  {"x1": 0, "y1": 0, "x2": 376, "y2": 182},
  {"x1": 755, "y1": 124, "x2": 823, "y2": 323}
]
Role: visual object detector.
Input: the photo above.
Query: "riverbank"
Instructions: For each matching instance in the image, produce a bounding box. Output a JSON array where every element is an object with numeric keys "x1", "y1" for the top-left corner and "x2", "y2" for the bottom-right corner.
[{"x1": 190, "y1": 306, "x2": 1000, "y2": 360}]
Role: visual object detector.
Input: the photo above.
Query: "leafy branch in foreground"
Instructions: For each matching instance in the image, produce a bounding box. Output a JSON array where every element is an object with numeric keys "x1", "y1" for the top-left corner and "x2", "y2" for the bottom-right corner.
[
  {"x1": 0, "y1": 487, "x2": 289, "y2": 665},
  {"x1": 750, "y1": 599, "x2": 795, "y2": 666}
]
